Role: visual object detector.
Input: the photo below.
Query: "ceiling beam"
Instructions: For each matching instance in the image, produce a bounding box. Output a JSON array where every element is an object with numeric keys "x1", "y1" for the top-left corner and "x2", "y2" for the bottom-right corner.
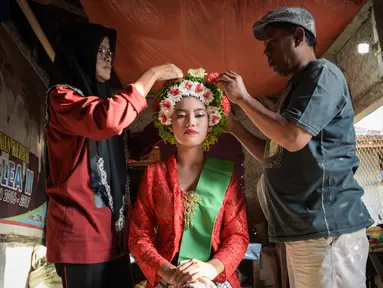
[
  {"x1": 323, "y1": 0, "x2": 373, "y2": 62},
  {"x1": 17, "y1": 0, "x2": 55, "y2": 61},
  {"x1": 30, "y1": 0, "x2": 87, "y2": 19}
]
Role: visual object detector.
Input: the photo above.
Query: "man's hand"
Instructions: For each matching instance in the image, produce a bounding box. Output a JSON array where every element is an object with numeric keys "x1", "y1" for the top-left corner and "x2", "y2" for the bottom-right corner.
[{"x1": 216, "y1": 71, "x2": 250, "y2": 105}]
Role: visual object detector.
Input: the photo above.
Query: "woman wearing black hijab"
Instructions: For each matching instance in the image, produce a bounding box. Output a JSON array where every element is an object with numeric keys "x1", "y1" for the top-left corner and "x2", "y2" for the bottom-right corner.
[{"x1": 45, "y1": 23, "x2": 182, "y2": 288}]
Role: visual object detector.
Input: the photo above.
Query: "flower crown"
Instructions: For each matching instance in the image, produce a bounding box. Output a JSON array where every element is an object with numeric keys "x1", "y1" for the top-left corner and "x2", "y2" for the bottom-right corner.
[{"x1": 153, "y1": 68, "x2": 230, "y2": 151}]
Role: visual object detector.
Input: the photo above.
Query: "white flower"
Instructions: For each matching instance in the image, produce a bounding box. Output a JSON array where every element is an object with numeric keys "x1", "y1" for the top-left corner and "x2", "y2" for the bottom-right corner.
[
  {"x1": 159, "y1": 110, "x2": 172, "y2": 125},
  {"x1": 160, "y1": 98, "x2": 174, "y2": 116},
  {"x1": 202, "y1": 90, "x2": 214, "y2": 105},
  {"x1": 207, "y1": 106, "x2": 220, "y2": 115},
  {"x1": 167, "y1": 85, "x2": 183, "y2": 102},
  {"x1": 179, "y1": 80, "x2": 196, "y2": 97},
  {"x1": 187, "y1": 68, "x2": 206, "y2": 78},
  {"x1": 207, "y1": 106, "x2": 222, "y2": 126}
]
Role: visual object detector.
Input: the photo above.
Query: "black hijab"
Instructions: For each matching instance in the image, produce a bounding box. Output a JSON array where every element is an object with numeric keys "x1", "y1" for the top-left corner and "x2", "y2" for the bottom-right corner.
[{"x1": 49, "y1": 23, "x2": 128, "y2": 250}]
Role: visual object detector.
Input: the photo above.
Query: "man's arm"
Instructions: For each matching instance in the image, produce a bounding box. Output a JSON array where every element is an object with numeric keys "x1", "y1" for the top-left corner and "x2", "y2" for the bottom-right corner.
[
  {"x1": 217, "y1": 72, "x2": 312, "y2": 152},
  {"x1": 228, "y1": 116, "x2": 266, "y2": 162},
  {"x1": 236, "y1": 94, "x2": 312, "y2": 152}
]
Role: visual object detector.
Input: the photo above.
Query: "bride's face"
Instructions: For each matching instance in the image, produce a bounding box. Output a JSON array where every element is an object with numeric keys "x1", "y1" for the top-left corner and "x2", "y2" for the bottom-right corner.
[{"x1": 170, "y1": 97, "x2": 209, "y2": 148}]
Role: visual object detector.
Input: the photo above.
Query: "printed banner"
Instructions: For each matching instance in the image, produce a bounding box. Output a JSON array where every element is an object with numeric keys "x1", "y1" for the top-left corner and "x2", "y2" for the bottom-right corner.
[
  {"x1": 0, "y1": 24, "x2": 47, "y2": 234},
  {"x1": 0, "y1": 132, "x2": 46, "y2": 229}
]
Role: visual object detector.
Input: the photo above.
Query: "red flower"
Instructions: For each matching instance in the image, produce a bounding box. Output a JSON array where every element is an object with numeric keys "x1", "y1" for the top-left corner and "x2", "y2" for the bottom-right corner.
[
  {"x1": 208, "y1": 72, "x2": 219, "y2": 83},
  {"x1": 169, "y1": 88, "x2": 180, "y2": 96},
  {"x1": 221, "y1": 96, "x2": 230, "y2": 115},
  {"x1": 195, "y1": 83, "x2": 203, "y2": 93},
  {"x1": 211, "y1": 115, "x2": 220, "y2": 125},
  {"x1": 162, "y1": 100, "x2": 172, "y2": 110},
  {"x1": 152, "y1": 97, "x2": 159, "y2": 112},
  {"x1": 160, "y1": 113, "x2": 168, "y2": 124},
  {"x1": 203, "y1": 91, "x2": 212, "y2": 101},
  {"x1": 185, "y1": 81, "x2": 192, "y2": 90}
]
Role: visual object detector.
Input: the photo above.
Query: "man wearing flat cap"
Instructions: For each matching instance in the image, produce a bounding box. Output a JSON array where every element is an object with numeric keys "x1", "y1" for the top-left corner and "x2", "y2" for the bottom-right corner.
[{"x1": 217, "y1": 6, "x2": 373, "y2": 288}]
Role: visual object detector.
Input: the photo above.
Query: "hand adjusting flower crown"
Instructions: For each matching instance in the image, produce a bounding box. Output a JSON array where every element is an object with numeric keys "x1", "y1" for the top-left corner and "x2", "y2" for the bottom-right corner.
[{"x1": 153, "y1": 68, "x2": 231, "y2": 151}]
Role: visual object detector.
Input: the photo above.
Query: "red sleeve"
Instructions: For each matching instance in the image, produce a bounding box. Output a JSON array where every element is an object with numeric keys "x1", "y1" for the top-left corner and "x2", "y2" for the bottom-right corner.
[
  {"x1": 214, "y1": 176, "x2": 249, "y2": 282},
  {"x1": 128, "y1": 165, "x2": 168, "y2": 287},
  {"x1": 48, "y1": 84, "x2": 147, "y2": 140}
]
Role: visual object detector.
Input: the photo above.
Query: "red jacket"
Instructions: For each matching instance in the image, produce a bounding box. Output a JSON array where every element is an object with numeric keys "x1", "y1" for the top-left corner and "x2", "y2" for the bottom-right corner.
[
  {"x1": 129, "y1": 154, "x2": 249, "y2": 287},
  {"x1": 46, "y1": 85, "x2": 147, "y2": 264}
]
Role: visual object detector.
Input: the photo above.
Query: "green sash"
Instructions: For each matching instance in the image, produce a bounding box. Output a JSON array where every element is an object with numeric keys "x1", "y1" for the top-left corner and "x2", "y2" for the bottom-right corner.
[{"x1": 178, "y1": 158, "x2": 234, "y2": 263}]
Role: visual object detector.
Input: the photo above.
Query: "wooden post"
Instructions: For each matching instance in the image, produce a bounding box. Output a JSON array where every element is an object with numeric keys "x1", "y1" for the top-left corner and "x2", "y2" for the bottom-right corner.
[{"x1": 16, "y1": 0, "x2": 55, "y2": 62}]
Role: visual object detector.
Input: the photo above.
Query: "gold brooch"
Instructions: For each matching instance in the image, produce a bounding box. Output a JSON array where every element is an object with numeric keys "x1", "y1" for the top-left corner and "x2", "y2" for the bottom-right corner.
[{"x1": 182, "y1": 191, "x2": 200, "y2": 230}]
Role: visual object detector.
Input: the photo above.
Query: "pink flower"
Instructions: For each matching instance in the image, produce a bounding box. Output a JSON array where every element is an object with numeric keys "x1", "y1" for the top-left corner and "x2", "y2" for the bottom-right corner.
[
  {"x1": 208, "y1": 72, "x2": 219, "y2": 83},
  {"x1": 221, "y1": 96, "x2": 230, "y2": 115}
]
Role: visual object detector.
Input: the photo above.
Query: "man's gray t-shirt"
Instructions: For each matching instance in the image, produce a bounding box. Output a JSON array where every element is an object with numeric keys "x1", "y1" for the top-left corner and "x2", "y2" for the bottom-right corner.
[{"x1": 264, "y1": 59, "x2": 373, "y2": 242}]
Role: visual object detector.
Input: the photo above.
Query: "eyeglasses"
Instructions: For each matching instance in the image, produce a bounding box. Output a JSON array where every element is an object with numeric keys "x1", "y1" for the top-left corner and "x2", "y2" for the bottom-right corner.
[{"x1": 97, "y1": 48, "x2": 115, "y2": 61}]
